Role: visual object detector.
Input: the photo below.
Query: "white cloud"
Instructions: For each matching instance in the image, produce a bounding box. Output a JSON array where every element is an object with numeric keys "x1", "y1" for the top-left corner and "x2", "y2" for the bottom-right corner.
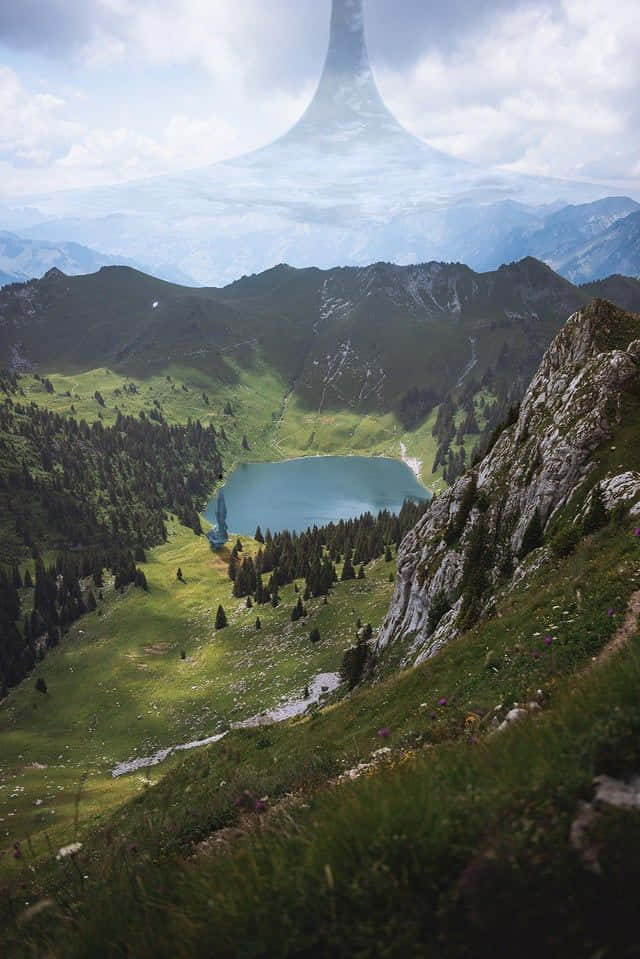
[
  {"x1": 375, "y1": 0, "x2": 640, "y2": 181},
  {"x1": 0, "y1": 0, "x2": 638, "y2": 195}
]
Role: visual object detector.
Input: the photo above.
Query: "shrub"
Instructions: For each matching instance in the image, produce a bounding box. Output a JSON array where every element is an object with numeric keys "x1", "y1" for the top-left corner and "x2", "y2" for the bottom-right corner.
[
  {"x1": 35, "y1": 677, "x2": 48, "y2": 695},
  {"x1": 583, "y1": 484, "x2": 609, "y2": 536},
  {"x1": 310, "y1": 627, "x2": 321, "y2": 644},
  {"x1": 215, "y1": 605, "x2": 228, "y2": 629},
  {"x1": 428, "y1": 590, "x2": 451, "y2": 635},
  {"x1": 341, "y1": 642, "x2": 369, "y2": 689},
  {"x1": 550, "y1": 523, "x2": 581, "y2": 558}
]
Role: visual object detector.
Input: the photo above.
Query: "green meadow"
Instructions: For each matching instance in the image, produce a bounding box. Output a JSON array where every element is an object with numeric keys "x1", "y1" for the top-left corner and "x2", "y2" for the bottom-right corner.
[
  {"x1": 0, "y1": 520, "x2": 395, "y2": 869},
  {"x1": 19, "y1": 362, "x2": 494, "y2": 492}
]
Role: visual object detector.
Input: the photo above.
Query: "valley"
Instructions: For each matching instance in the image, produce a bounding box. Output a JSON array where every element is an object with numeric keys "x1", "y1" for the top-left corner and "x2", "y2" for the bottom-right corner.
[
  {"x1": 1, "y1": 265, "x2": 640, "y2": 957},
  {"x1": 0, "y1": 520, "x2": 396, "y2": 868}
]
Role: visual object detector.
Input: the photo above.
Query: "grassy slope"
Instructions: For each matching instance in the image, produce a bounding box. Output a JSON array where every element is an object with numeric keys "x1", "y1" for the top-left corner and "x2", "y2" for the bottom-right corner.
[
  {"x1": 0, "y1": 521, "x2": 395, "y2": 869},
  {"x1": 3, "y1": 516, "x2": 640, "y2": 956},
  {"x1": 20, "y1": 365, "x2": 476, "y2": 492}
]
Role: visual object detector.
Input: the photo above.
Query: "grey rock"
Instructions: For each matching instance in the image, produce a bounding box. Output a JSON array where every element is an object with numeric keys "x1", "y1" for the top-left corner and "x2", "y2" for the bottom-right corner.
[{"x1": 377, "y1": 303, "x2": 640, "y2": 667}]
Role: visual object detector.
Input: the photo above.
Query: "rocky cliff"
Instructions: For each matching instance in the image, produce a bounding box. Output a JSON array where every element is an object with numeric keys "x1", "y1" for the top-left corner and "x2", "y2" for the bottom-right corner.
[{"x1": 377, "y1": 299, "x2": 640, "y2": 666}]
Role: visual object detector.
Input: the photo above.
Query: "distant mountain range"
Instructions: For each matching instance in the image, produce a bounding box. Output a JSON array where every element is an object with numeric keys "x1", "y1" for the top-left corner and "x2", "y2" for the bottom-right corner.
[
  {"x1": 0, "y1": 231, "x2": 137, "y2": 287},
  {"x1": 1, "y1": 195, "x2": 639, "y2": 291},
  {"x1": 0, "y1": 231, "x2": 198, "y2": 289}
]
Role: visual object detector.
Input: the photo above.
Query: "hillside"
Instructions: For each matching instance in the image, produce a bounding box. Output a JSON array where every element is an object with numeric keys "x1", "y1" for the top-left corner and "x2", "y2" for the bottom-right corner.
[
  {"x1": 4, "y1": 257, "x2": 640, "y2": 492},
  {"x1": 377, "y1": 298, "x2": 640, "y2": 666},
  {"x1": 2, "y1": 299, "x2": 640, "y2": 957},
  {"x1": 0, "y1": 258, "x2": 586, "y2": 407}
]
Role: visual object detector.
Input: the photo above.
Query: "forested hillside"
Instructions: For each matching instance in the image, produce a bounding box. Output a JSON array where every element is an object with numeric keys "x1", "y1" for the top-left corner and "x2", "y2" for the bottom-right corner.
[{"x1": 0, "y1": 370, "x2": 223, "y2": 694}]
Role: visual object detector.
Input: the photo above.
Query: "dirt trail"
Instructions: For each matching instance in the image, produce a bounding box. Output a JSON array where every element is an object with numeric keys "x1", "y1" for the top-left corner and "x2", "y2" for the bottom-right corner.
[{"x1": 586, "y1": 590, "x2": 640, "y2": 672}]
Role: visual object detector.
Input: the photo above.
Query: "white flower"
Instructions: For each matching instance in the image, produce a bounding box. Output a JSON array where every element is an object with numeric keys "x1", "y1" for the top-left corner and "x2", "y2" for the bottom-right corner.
[{"x1": 56, "y1": 842, "x2": 83, "y2": 860}]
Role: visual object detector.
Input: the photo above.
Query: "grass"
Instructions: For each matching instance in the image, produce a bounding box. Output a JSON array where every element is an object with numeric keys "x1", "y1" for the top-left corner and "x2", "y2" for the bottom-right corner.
[
  {"x1": 2, "y1": 519, "x2": 640, "y2": 956},
  {"x1": 0, "y1": 520, "x2": 395, "y2": 873},
  {"x1": 19, "y1": 364, "x2": 452, "y2": 491}
]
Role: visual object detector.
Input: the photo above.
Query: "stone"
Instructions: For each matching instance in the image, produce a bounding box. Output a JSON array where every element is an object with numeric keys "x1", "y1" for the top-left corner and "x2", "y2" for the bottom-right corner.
[{"x1": 376, "y1": 302, "x2": 640, "y2": 669}]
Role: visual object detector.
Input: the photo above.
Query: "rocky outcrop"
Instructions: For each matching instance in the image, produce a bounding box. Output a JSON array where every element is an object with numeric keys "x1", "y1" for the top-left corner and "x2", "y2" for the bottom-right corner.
[{"x1": 376, "y1": 300, "x2": 640, "y2": 666}]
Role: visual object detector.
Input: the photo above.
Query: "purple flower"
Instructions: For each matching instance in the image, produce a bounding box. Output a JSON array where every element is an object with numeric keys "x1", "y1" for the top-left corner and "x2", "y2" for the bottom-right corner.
[
  {"x1": 377, "y1": 727, "x2": 390, "y2": 739},
  {"x1": 128, "y1": 843, "x2": 138, "y2": 854},
  {"x1": 255, "y1": 800, "x2": 267, "y2": 814},
  {"x1": 543, "y1": 636, "x2": 554, "y2": 647},
  {"x1": 608, "y1": 608, "x2": 615, "y2": 617},
  {"x1": 635, "y1": 528, "x2": 640, "y2": 537},
  {"x1": 532, "y1": 651, "x2": 541, "y2": 660},
  {"x1": 438, "y1": 698, "x2": 448, "y2": 707},
  {"x1": 12, "y1": 842, "x2": 21, "y2": 860}
]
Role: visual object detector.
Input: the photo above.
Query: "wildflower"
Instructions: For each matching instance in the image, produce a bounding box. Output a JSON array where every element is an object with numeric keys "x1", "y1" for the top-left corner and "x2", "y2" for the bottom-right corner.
[
  {"x1": 438, "y1": 697, "x2": 448, "y2": 707},
  {"x1": 377, "y1": 727, "x2": 390, "y2": 739},
  {"x1": 543, "y1": 636, "x2": 554, "y2": 647},
  {"x1": 532, "y1": 651, "x2": 540, "y2": 660},
  {"x1": 56, "y1": 842, "x2": 82, "y2": 860},
  {"x1": 608, "y1": 609, "x2": 615, "y2": 617},
  {"x1": 255, "y1": 800, "x2": 267, "y2": 814},
  {"x1": 13, "y1": 842, "x2": 22, "y2": 860},
  {"x1": 127, "y1": 843, "x2": 138, "y2": 855},
  {"x1": 635, "y1": 528, "x2": 640, "y2": 537}
]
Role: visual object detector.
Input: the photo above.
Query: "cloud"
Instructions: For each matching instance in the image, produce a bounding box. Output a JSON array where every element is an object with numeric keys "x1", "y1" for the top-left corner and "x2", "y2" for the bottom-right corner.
[
  {"x1": 375, "y1": 0, "x2": 640, "y2": 181},
  {"x1": 0, "y1": 0, "x2": 638, "y2": 194}
]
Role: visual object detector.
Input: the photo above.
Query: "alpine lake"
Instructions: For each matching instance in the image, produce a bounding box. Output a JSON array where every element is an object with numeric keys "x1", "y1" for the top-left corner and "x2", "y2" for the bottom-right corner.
[{"x1": 204, "y1": 455, "x2": 430, "y2": 538}]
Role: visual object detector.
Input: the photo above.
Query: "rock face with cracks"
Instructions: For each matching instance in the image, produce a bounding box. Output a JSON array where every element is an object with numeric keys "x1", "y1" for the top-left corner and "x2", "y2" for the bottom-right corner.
[{"x1": 376, "y1": 300, "x2": 640, "y2": 667}]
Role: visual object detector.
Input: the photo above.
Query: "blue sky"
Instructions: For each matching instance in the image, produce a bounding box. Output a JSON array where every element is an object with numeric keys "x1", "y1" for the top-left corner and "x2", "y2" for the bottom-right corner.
[{"x1": 1, "y1": 0, "x2": 638, "y2": 196}]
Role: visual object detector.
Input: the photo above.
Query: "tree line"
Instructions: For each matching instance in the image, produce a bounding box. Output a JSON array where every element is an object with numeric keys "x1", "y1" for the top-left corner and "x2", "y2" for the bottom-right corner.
[
  {"x1": 0, "y1": 373, "x2": 224, "y2": 694},
  {"x1": 227, "y1": 499, "x2": 430, "y2": 608}
]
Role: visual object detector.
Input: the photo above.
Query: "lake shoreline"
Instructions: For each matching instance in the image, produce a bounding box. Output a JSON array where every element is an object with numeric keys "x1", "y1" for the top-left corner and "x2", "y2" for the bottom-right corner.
[{"x1": 204, "y1": 454, "x2": 430, "y2": 539}]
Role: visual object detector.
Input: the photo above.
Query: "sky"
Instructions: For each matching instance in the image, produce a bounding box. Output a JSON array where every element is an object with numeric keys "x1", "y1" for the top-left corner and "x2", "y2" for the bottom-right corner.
[{"x1": 0, "y1": 0, "x2": 639, "y2": 197}]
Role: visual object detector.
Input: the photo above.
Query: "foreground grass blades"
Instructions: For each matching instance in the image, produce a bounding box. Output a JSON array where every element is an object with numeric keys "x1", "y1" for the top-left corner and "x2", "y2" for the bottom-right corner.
[{"x1": 3, "y1": 520, "x2": 640, "y2": 956}]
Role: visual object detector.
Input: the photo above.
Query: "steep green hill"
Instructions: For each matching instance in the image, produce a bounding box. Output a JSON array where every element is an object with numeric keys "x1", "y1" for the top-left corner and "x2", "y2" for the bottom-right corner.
[{"x1": 5, "y1": 257, "x2": 637, "y2": 415}]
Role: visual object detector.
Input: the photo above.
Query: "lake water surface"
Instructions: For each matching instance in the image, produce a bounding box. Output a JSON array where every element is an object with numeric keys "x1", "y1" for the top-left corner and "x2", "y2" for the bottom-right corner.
[{"x1": 204, "y1": 456, "x2": 429, "y2": 537}]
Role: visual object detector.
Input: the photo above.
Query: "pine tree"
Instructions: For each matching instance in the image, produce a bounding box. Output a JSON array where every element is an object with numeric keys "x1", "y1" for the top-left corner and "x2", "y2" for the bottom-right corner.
[
  {"x1": 309, "y1": 627, "x2": 321, "y2": 644},
  {"x1": 256, "y1": 617, "x2": 261, "y2": 630},
  {"x1": 385, "y1": 545, "x2": 393, "y2": 562},
  {"x1": 255, "y1": 526, "x2": 265, "y2": 544},
  {"x1": 341, "y1": 551, "x2": 356, "y2": 581},
  {"x1": 357, "y1": 564, "x2": 365, "y2": 580},
  {"x1": 215, "y1": 605, "x2": 228, "y2": 629}
]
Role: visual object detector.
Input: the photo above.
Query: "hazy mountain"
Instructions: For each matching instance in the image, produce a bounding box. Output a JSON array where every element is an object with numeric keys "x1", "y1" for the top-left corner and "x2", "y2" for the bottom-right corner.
[
  {"x1": 558, "y1": 209, "x2": 640, "y2": 283},
  {"x1": 0, "y1": 230, "x2": 141, "y2": 287},
  {"x1": 5, "y1": 0, "x2": 636, "y2": 287},
  {"x1": 0, "y1": 229, "x2": 199, "y2": 288}
]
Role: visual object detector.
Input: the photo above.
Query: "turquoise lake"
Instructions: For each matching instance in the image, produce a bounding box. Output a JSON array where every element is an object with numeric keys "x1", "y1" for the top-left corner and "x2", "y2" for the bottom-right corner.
[{"x1": 204, "y1": 456, "x2": 429, "y2": 537}]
